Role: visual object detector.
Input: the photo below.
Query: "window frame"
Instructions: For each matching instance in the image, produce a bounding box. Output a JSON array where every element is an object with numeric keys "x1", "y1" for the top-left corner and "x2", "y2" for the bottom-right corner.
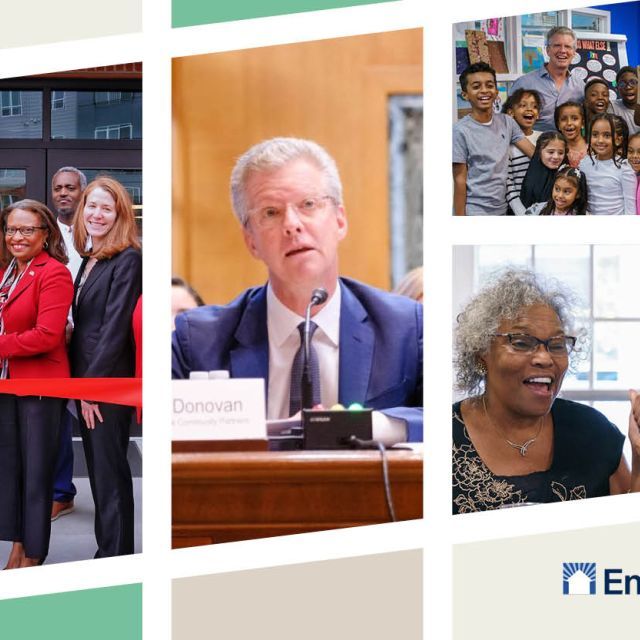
[{"x1": 0, "y1": 77, "x2": 141, "y2": 150}]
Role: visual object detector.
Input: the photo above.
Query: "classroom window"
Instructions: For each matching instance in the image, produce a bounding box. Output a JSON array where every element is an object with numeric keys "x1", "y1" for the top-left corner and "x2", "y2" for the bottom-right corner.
[
  {"x1": 521, "y1": 13, "x2": 560, "y2": 74},
  {"x1": 571, "y1": 9, "x2": 610, "y2": 33}
]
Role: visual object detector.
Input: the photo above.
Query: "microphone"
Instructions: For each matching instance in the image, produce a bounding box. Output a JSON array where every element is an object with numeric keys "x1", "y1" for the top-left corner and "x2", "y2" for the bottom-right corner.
[{"x1": 301, "y1": 287, "x2": 328, "y2": 410}]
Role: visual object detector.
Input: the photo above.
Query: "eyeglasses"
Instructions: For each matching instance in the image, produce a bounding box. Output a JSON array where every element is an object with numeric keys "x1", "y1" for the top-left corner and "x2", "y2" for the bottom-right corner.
[
  {"x1": 491, "y1": 333, "x2": 576, "y2": 355},
  {"x1": 618, "y1": 79, "x2": 638, "y2": 89},
  {"x1": 247, "y1": 195, "x2": 336, "y2": 229},
  {"x1": 4, "y1": 225, "x2": 47, "y2": 237}
]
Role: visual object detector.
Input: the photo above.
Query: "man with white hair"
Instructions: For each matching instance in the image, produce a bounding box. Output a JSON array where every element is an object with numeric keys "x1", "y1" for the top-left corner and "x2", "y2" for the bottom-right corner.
[
  {"x1": 509, "y1": 26, "x2": 585, "y2": 131},
  {"x1": 172, "y1": 137, "x2": 422, "y2": 441}
]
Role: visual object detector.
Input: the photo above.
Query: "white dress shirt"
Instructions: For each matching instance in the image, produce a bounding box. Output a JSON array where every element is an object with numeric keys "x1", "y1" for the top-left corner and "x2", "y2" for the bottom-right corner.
[
  {"x1": 266, "y1": 283, "x2": 340, "y2": 420},
  {"x1": 56, "y1": 218, "x2": 83, "y2": 280},
  {"x1": 264, "y1": 283, "x2": 407, "y2": 444}
]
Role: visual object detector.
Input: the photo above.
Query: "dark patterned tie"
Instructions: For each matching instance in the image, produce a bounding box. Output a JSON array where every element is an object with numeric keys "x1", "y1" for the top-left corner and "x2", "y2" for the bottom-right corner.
[{"x1": 289, "y1": 321, "x2": 321, "y2": 416}]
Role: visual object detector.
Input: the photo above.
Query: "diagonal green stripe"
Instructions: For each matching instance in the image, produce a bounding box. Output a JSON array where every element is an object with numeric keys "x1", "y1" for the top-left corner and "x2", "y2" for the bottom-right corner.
[
  {"x1": 0, "y1": 584, "x2": 142, "y2": 640},
  {"x1": 172, "y1": 0, "x2": 399, "y2": 28}
]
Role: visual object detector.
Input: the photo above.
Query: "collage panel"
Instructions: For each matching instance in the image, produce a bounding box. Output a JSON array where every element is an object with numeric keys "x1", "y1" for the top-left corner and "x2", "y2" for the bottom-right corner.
[
  {"x1": 0, "y1": 65, "x2": 143, "y2": 566},
  {"x1": 452, "y1": 244, "x2": 639, "y2": 514},
  {"x1": 171, "y1": 0, "x2": 400, "y2": 28},
  {"x1": 453, "y1": 3, "x2": 640, "y2": 215},
  {"x1": 170, "y1": 29, "x2": 424, "y2": 547},
  {"x1": 0, "y1": 584, "x2": 141, "y2": 639},
  {"x1": 173, "y1": 550, "x2": 422, "y2": 639}
]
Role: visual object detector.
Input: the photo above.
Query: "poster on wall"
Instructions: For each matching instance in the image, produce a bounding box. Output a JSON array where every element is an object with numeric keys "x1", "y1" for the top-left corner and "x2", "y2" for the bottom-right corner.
[
  {"x1": 456, "y1": 19, "x2": 509, "y2": 75},
  {"x1": 569, "y1": 37, "x2": 627, "y2": 98}
]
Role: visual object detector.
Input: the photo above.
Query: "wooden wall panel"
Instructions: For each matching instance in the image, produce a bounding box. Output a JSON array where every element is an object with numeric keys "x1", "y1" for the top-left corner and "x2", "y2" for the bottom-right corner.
[{"x1": 172, "y1": 29, "x2": 422, "y2": 304}]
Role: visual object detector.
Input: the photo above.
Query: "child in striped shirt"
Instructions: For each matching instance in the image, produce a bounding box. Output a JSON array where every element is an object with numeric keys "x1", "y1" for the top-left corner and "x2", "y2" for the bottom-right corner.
[{"x1": 503, "y1": 89, "x2": 542, "y2": 215}]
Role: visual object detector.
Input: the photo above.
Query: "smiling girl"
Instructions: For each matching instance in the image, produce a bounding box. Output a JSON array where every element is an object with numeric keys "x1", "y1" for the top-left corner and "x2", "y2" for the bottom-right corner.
[
  {"x1": 520, "y1": 131, "x2": 568, "y2": 210},
  {"x1": 554, "y1": 102, "x2": 587, "y2": 168},
  {"x1": 579, "y1": 113, "x2": 637, "y2": 214},
  {"x1": 524, "y1": 165, "x2": 587, "y2": 215}
]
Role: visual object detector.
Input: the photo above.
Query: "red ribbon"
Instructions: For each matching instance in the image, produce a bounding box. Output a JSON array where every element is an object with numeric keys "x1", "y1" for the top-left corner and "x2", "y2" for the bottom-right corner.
[{"x1": 0, "y1": 378, "x2": 141, "y2": 408}]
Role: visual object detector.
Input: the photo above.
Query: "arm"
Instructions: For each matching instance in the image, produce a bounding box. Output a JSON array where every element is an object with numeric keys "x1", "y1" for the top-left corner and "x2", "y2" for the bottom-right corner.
[
  {"x1": 81, "y1": 249, "x2": 142, "y2": 378},
  {"x1": 505, "y1": 149, "x2": 528, "y2": 215},
  {"x1": 453, "y1": 163, "x2": 467, "y2": 215},
  {"x1": 172, "y1": 321, "x2": 191, "y2": 379},
  {"x1": 0, "y1": 264, "x2": 73, "y2": 358},
  {"x1": 621, "y1": 163, "x2": 637, "y2": 214},
  {"x1": 514, "y1": 138, "x2": 535, "y2": 158},
  {"x1": 377, "y1": 301, "x2": 423, "y2": 442},
  {"x1": 377, "y1": 407, "x2": 422, "y2": 442},
  {"x1": 629, "y1": 389, "x2": 640, "y2": 492},
  {"x1": 609, "y1": 389, "x2": 640, "y2": 494}
]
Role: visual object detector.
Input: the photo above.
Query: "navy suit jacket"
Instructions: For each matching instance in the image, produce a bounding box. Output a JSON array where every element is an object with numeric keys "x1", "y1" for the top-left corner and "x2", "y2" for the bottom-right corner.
[{"x1": 172, "y1": 278, "x2": 422, "y2": 441}]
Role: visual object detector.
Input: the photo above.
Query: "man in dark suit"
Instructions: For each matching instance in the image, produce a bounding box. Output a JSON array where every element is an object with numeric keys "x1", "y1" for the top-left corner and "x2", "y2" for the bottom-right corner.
[{"x1": 172, "y1": 138, "x2": 422, "y2": 441}]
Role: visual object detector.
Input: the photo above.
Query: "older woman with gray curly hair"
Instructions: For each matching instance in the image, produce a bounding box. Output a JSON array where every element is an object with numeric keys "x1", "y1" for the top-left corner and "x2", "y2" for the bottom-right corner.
[{"x1": 453, "y1": 268, "x2": 640, "y2": 514}]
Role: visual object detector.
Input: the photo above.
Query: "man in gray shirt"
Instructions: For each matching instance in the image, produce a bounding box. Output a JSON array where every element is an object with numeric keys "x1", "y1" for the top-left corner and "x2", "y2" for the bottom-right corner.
[{"x1": 509, "y1": 26, "x2": 584, "y2": 131}]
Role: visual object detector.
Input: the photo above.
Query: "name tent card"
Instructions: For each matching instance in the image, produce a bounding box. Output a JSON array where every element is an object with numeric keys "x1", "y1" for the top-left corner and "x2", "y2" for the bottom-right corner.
[{"x1": 172, "y1": 379, "x2": 266, "y2": 441}]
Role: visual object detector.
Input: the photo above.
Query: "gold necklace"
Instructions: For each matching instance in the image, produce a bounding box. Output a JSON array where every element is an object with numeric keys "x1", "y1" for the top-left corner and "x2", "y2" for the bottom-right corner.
[{"x1": 482, "y1": 396, "x2": 545, "y2": 457}]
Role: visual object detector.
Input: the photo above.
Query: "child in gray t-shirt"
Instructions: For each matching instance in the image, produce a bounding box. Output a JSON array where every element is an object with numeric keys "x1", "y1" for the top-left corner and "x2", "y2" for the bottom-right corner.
[{"x1": 453, "y1": 62, "x2": 535, "y2": 215}]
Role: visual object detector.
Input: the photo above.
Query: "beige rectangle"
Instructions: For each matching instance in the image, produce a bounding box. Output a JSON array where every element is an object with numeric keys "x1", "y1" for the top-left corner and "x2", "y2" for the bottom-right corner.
[{"x1": 173, "y1": 550, "x2": 422, "y2": 639}]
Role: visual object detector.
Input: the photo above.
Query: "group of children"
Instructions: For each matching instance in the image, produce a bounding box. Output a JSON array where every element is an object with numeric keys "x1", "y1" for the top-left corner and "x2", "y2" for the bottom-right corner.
[{"x1": 453, "y1": 61, "x2": 640, "y2": 215}]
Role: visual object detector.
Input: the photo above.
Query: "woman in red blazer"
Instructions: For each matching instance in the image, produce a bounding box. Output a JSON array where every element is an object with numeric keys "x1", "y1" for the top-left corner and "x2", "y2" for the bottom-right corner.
[{"x1": 0, "y1": 200, "x2": 73, "y2": 568}]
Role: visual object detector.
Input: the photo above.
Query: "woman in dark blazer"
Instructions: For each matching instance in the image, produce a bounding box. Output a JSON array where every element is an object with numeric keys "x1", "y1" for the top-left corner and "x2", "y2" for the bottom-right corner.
[
  {"x1": 70, "y1": 177, "x2": 141, "y2": 558},
  {"x1": 0, "y1": 200, "x2": 73, "y2": 568}
]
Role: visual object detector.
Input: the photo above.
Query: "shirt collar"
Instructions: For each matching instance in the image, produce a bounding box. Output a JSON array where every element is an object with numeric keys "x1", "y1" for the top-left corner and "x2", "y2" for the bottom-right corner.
[
  {"x1": 267, "y1": 281, "x2": 341, "y2": 347},
  {"x1": 56, "y1": 218, "x2": 73, "y2": 233},
  {"x1": 541, "y1": 63, "x2": 572, "y2": 78}
]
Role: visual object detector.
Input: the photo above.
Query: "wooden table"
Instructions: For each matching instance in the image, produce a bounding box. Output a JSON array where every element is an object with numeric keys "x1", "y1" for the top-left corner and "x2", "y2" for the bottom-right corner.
[{"x1": 172, "y1": 449, "x2": 423, "y2": 547}]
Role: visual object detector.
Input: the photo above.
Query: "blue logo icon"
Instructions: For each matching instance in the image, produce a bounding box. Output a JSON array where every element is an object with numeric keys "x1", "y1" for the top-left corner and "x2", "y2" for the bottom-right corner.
[{"x1": 563, "y1": 562, "x2": 596, "y2": 595}]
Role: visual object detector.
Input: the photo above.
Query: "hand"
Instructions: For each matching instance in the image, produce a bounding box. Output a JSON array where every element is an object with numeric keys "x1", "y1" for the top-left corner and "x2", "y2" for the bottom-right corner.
[
  {"x1": 81, "y1": 400, "x2": 103, "y2": 430},
  {"x1": 629, "y1": 390, "x2": 640, "y2": 492},
  {"x1": 65, "y1": 321, "x2": 73, "y2": 345},
  {"x1": 630, "y1": 390, "x2": 640, "y2": 453}
]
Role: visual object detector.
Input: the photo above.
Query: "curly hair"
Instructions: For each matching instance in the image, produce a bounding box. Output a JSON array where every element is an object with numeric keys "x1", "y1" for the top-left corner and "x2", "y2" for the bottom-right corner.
[{"x1": 454, "y1": 268, "x2": 585, "y2": 395}]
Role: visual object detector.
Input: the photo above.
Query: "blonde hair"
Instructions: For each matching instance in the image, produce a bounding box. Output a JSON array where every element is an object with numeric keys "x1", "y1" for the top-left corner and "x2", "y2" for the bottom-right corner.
[{"x1": 393, "y1": 267, "x2": 423, "y2": 302}]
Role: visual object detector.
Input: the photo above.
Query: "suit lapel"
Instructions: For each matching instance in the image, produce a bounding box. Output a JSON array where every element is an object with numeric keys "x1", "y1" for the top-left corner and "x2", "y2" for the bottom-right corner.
[
  {"x1": 229, "y1": 286, "x2": 269, "y2": 381},
  {"x1": 76, "y1": 258, "x2": 110, "y2": 307},
  {"x1": 338, "y1": 280, "x2": 374, "y2": 405},
  {"x1": 3, "y1": 252, "x2": 48, "y2": 307}
]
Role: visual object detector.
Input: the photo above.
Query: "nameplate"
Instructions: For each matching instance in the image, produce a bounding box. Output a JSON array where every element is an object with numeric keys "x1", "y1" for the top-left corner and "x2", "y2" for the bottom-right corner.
[{"x1": 172, "y1": 379, "x2": 266, "y2": 441}]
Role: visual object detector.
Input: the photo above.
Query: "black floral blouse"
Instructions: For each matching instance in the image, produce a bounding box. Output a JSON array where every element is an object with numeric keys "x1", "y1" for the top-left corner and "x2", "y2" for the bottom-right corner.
[{"x1": 452, "y1": 398, "x2": 624, "y2": 514}]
